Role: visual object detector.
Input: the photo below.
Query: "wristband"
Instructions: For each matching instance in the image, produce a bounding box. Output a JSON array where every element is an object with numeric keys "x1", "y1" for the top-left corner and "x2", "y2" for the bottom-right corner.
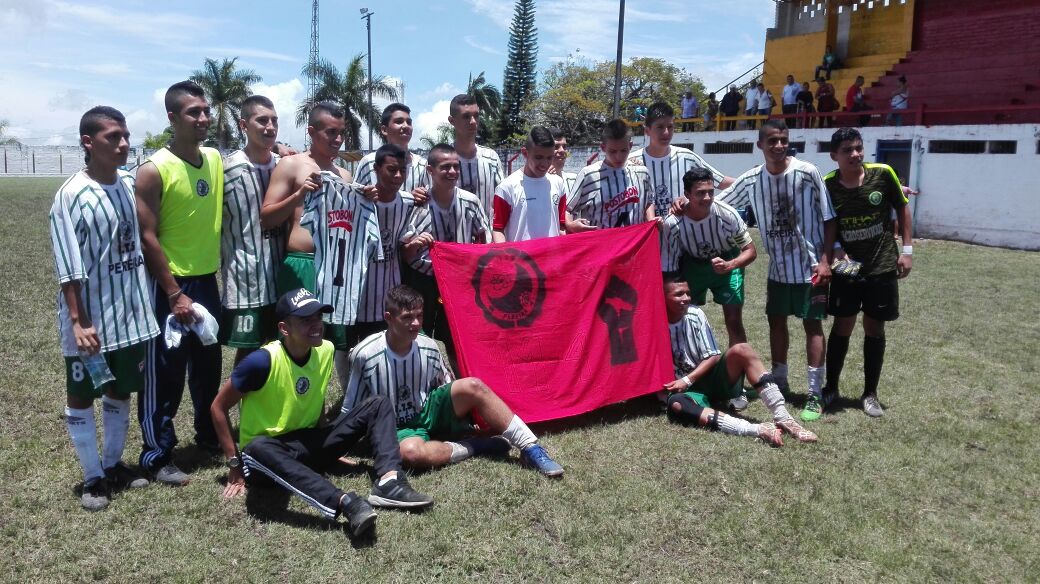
[
  {"x1": 902, "y1": 245, "x2": 913, "y2": 256},
  {"x1": 168, "y1": 290, "x2": 183, "y2": 302},
  {"x1": 682, "y1": 375, "x2": 693, "y2": 387}
]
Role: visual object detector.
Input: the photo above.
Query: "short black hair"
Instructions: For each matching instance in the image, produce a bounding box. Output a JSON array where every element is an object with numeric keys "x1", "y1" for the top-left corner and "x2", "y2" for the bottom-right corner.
[
  {"x1": 374, "y1": 143, "x2": 408, "y2": 168},
  {"x1": 548, "y1": 127, "x2": 565, "y2": 141},
  {"x1": 526, "y1": 126, "x2": 555, "y2": 150},
  {"x1": 385, "y1": 285, "x2": 424, "y2": 314},
  {"x1": 79, "y1": 106, "x2": 126, "y2": 163},
  {"x1": 682, "y1": 168, "x2": 715, "y2": 193},
  {"x1": 165, "y1": 80, "x2": 206, "y2": 114},
  {"x1": 380, "y1": 103, "x2": 410, "y2": 127},
  {"x1": 663, "y1": 273, "x2": 687, "y2": 287},
  {"x1": 308, "y1": 101, "x2": 345, "y2": 128},
  {"x1": 427, "y1": 142, "x2": 456, "y2": 166},
  {"x1": 241, "y1": 95, "x2": 275, "y2": 120},
  {"x1": 829, "y1": 127, "x2": 862, "y2": 153},
  {"x1": 449, "y1": 94, "x2": 477, "y2": 117},
  {"x1": 758, "y1": 119, "x2": 788, "y2": 141},
  {"x1": 645, "y1": 101, "x2": 674, "y2": 127},
  {"x1": 601, "y1": 119, "x2": 632, "y2": 142}
]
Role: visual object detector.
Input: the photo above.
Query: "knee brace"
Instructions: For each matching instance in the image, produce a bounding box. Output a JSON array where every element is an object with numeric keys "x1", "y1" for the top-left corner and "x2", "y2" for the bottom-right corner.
[{"x1": 667, "y1": 393, "x2": 706, "y2": 426}]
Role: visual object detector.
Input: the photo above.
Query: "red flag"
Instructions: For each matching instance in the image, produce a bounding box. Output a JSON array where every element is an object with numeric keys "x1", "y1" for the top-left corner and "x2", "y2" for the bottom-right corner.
[{"x1": 431, "y1": 222, "x2": 673, "y2": 423}]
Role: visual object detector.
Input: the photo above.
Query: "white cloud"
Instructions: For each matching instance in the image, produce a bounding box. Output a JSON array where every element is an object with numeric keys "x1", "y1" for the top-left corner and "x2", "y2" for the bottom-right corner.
[
  {"x1": 412, "y1": 99, "x2": 452, "y2": 149},
  {"x1": 197, "y1": 47, "x2": 298, "y2": 63},
  {"x1": 46, "y1": 1, "x2": 218, "y2": 46},
  {"x1": 417, "y1": 82, "x2": 462, "y2": 102},
  {"x1": 466, "y1": 0, "x2": 513, "y2": 29},
  {"x1": 464, "y1": 35, "x2": 505, "y2": 56}
]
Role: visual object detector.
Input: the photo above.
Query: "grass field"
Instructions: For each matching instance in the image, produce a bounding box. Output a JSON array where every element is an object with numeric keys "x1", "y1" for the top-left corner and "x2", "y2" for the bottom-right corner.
[{"x1": 1, "y1": 176, "x2": 1038, "y2": 583}]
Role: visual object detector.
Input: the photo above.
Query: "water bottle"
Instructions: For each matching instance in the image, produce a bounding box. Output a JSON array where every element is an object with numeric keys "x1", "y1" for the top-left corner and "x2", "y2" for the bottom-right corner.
[{"x1": 79, "y1": 350, "x2": 115, "y2": 389}]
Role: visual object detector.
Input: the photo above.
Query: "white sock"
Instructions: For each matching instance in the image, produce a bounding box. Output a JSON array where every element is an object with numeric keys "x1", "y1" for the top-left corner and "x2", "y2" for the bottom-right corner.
[
  {"x1": 101, "y1": 396, "x2": 130, "y2": 470},
  {"x1": 501, "y1": 415, "x2": 538, "y2": 451},
  {"x1": 716, "y1": 413, "x2": 760, "y2": 437},
  {"x1": 807, "y1": 366, "x2": 825, "y2": 397},
  {"x1": 66, "y1": 405, "x2": 103, "y2": 482},
  {"x1": 771, "y1": 362, "x2": 788, "y2": 382},
  {"x1": 446, "y1": 441, "x2": 473, "y2": 464},
  {"x1": 758, "y1": 383, "x2": 794, "y2": 422}
]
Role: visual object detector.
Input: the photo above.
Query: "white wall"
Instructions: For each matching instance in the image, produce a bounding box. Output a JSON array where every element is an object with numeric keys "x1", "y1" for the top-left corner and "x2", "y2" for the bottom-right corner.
[{"x1": 663, "y1": 123, "x2": 1040, "y2": 250}]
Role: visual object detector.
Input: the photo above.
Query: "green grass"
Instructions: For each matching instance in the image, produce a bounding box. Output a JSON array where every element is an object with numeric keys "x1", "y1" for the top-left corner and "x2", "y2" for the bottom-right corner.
[{"x1": 1, "y1": 176, "x2": 1038, "y2": 582}]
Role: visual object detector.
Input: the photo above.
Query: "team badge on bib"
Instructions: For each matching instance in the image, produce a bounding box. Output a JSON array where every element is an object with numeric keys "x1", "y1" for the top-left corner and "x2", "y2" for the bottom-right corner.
[
  {"x1": 868, "y1": 191, "x2": 883, "y2": 205},
  {"x1": 295, "y1": 377, "x2": 310, "y2": 395},
  {"x1": 196, "y1": 179, "x2": 210, "y2": 197}
]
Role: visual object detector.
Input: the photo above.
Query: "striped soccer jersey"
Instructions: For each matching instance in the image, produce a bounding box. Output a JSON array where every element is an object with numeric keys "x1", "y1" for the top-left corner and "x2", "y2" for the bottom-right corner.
[
  {"x1": 300, "y1": 173, "x2": 383, "y2": 326},
  {"x1": 669, "y1": 306, "x2": 722, "y2": 379},
  {"x1": 49, "y1": 170, "x2": 159, "y2": 356},
  {"x1": 353, "y1": 150, "x2": 429, "y2": 193},
  {"x1": 718, "y1": 159, "x2": 836, "y2": 284},
  {"x1": 629, "y1": 146, "x2": 725, "y2": 218},
  {"x1": 568, "y1": 160, "x2": 654, "y2": 228},
  {"x1": 341, "y1": 331, "x2": 454, "y2": 425},
  {"x1": 221, "y1": 150, "x2": 284, "y2": 309},
  {"x1": 662, "y1": 200, "x2": 753, "y2": 271},
  {"x1": 356, "y1": 191, "x2": 423, "y2": 322},
  {"x1": 410, "y1": 187, "x2": 491, "y2": 275},
  {"x1": 456, "y1": 144, "x2": 503, "y2": 222}
]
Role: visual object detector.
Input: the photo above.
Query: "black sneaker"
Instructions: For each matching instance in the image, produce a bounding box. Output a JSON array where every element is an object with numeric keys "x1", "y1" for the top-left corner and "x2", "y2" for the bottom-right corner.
[
  {"x1": 367, "y1": 475, "x2": 435, "y2": 509},
  {"x1": 81, "y1": 477, "x2": 110, "y2": 511},
  {"x1": 106, "y1": 461, "x2": 150, "y2": 491},
  {"x1": 340, "y1": 493, "x2": 377, "y2": 537}
]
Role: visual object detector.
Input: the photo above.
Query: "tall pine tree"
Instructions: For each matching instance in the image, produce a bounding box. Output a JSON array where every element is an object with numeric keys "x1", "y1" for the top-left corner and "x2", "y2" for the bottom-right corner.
[{"x1": 498, "y1": 0, "x2": 538, "y2": 143}]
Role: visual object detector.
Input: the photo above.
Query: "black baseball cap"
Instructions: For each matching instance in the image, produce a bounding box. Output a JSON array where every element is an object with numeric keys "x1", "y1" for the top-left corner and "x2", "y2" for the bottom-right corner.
[{"x1": 276, "y1": 288, "x2": 333, "y2": 319}]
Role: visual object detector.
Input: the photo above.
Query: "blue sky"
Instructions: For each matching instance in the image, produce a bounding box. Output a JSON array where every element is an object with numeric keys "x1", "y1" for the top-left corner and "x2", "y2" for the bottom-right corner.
[{"x1": 0, "y1": 0, "x2": 775, "y2": 149}]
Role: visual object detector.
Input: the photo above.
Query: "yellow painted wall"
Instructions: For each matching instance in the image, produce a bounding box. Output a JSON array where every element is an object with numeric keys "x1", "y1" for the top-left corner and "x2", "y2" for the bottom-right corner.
[{"x1": 847, "y1": 0, "x2": 914, "y2": 58}]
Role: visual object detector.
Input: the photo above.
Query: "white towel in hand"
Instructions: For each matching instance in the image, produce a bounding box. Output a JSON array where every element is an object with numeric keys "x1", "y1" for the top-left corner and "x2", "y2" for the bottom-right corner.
[{"x1": 163, "y1": 303, "x2": 220, "y2": 349}]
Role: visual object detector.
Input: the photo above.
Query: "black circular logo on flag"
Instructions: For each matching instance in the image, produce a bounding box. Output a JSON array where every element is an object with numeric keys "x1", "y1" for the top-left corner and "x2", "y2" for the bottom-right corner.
[{"x1": 472, "y1": 248, "x2": 546, "y2": 328}]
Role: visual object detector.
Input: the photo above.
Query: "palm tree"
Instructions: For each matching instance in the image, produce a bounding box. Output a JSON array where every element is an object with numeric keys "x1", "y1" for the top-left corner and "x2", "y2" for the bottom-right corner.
[
  {"x1": 297, "y1": 54, "x2": 398, "y2": 151},
  {"x1": 419, "y1": 123, "x2": 455, "y2": 150},
  {"x1": 467, "y1": 71, "x2": 502, "y2": 144},
  {"x1": 190, "y1": 57, "x2": 262, "y2": 150}
]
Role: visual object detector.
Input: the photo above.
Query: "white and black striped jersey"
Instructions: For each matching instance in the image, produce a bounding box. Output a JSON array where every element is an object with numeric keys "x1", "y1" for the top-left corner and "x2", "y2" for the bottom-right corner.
[
  {"x1": 567, "y1": 161, "x2": 654, "y2": 228},
  {"x1": 455, "y1": 144, "x2": 503, "y2": 222},
  {"x1": 300, "y1": 173, "x2": 383, "y2": 326},
  {"x1": 221, "y1": 150, "x2": 284, "y2": 309},
  {"x1": 629, "y1": 146, "x2": 725, "y2": 218},
  {"x1": 409, "y1": 187, "x2": 491, "y2": 275},
  {"x1": 341, "y1": 331, "x2": 454, "y2": 425},
  {"x1": 356, "y1": 191, "x2": 423, "y2": 322},
  {"x1": 49, "y1": 170, "x2": 159, "y2": 356},
  {"x1": 718, "y1": 159, "x2": 835, "y2": 284},
  {"x1": 669, "y1": 306, "x2": 722, "y2": 379},
  {"x1": 662, "y1": 200, "x2": 753, "y2": 271},
  {"x1": 353, "y1": 150, "x2": 429, "y2": 193}
]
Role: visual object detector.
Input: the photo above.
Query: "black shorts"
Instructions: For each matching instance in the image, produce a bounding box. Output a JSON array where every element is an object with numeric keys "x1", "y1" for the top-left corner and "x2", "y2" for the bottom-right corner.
[{"x1": 828, "y1": 271, "x2": 899, "y2": 321}]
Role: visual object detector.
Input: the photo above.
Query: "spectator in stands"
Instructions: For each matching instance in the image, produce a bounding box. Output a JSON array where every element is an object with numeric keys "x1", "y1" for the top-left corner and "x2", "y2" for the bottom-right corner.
[
  {"x1": 744, "y1": 82, "x2": 761, "y2": 130},
  {"x1": 704, "y1": 92, "x2": 719, "y2": 131},
  {"x1": 633, "y1": 104, "x2": 647, "y2": 123},
  {"x1": 720, "y1": 86, "x2": 742, "y2": 131},
  {"x1": 887, "y1": 76, "x2": 909, "y2": 126},
  {"x1": 756, "y1": 82, "x2": 775, "y2": 119},
  {"x1": 680, "y1": 91, "x2": 699, "y2": 132},
  {"x1": 846, "y1": 76, "x2": 870, "y2": 126},
  {"x1": 796, "y1": 82, "x2": 815, "y2": 128},
  {"x1": 816, "y1": 77, "x2": 839, "y2": 128},
  {"x1": 814, "y1": 44, "x2": 839, "y2": 81},
  {"x1": 782, "y1": 75, "x2": 801, "y2": 119}
]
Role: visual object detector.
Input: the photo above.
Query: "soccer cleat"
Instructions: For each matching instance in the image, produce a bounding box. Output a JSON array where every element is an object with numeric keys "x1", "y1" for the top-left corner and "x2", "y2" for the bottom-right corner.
[
  {"x1": 340, "y1": 494, "x2": 377, "y2": 537},
  {"x1": 776, "y1": 418, "x2": 818, "y2": 443},
  {"x1": 106, "y1": 461, "x2": 149, "y2": 491},
  {"x1": 800, "y1": 395, "x2": 823, "y2": 422},
  {"x1": 728, "y1": 392, "x2": 749, "y2": 412},
  {"x1": 520, "y1": 444, "x2": 564, "y2": 477},
  {"x1": 756, "y1": 422, "x2": 784, "y2": 447},
  {"x1": 863, "y1": 395, "x2": 884, "y2": 418},
  {"x1": 81, "y1": 477, "x2": 111, "y2": 511},
  {"x1": 151, "y1": 463, "x2": 190, "y2": 486},
  {"x1": 367, "y1": 476, "x2": 434, "y2": 509},
  {"x1": 460, "y1": 436, "x2": 512, "y2": 458}
]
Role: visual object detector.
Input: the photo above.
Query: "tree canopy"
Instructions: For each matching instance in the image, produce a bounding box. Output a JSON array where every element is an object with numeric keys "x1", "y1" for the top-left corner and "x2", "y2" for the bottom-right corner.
[
  {"x1": 498, "y1": 0, "x2": 538, "y2": 143},
  {"x1": 190, "y1": 57, "x2": 261, "y2": 150},
  {"x1": 298, "y1": 54, "x2": 398, "y2": 151}
]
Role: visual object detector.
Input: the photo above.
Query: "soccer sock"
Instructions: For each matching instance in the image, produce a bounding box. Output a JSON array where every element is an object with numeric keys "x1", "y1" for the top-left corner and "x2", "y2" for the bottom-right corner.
[
  {"x1": 758, "y1": 383, "x2": 793, "y2": 422},
  {"x1": 863, "y1": 335, "x2": 886, "y2": 398},
  {"x1": 716, "y1": 413, "x2": 760, "y2": 437},
  {"x1": 100, "y1": 395, "x2": 130, "y2": 470},
  {"x1": 826, "y1": 333, "x2": 851, "y2": 394},
  {"x1": 807, "y1": 366, "x2": 825, "y2": 397},
  {"x1": 771, "y1": 362, "x2": 788, "y2": 384},
  {"x1": 66, "y1": 405, "x2": 103, "y2": 483},
  {"x1": 446, "y1": 441, "x2": 473, "y2": 464},
  {"x1": 501, "y1": 415, "x2": 538, "y2": 451}
]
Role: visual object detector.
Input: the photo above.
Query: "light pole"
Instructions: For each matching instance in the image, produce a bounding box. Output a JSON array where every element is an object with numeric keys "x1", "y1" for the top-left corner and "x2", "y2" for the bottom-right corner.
[
  {"x1": 612, "y1": 0, "x2": 625, "y2": 119},
  {"x1": 360, "y1": 7, "x2": 374, "y2": 150}
]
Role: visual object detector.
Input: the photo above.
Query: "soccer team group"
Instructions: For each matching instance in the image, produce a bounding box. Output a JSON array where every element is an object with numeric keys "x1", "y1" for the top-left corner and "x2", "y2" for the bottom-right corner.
[{"x1": 50, "y1": 78, "x2": 914, "y2": 537}]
